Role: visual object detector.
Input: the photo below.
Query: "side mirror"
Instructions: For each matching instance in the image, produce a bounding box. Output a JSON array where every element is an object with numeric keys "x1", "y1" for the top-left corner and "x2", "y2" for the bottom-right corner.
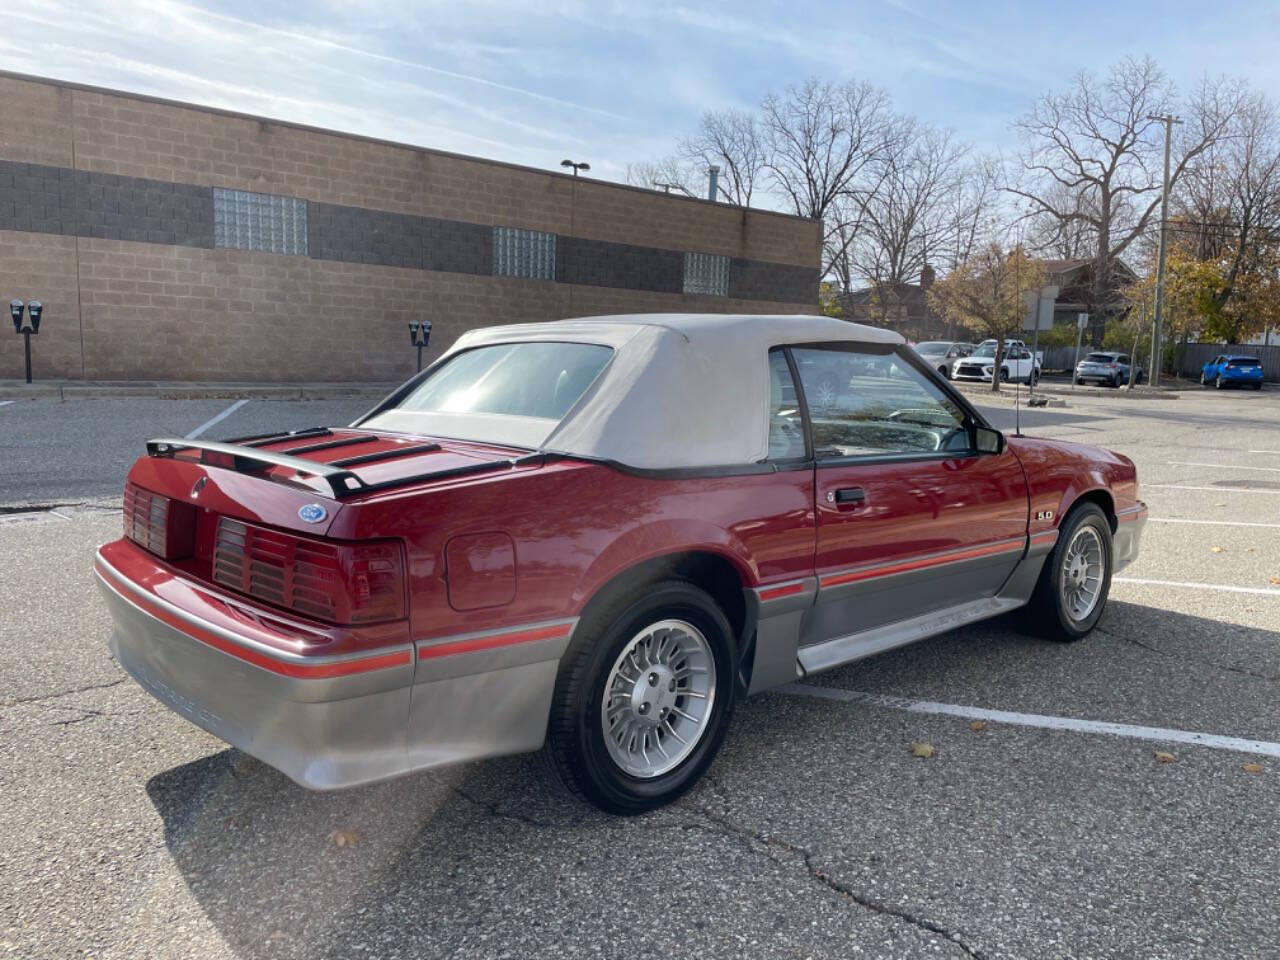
[{"x1": 974, "y1": 425, "x2": 1004, "y2": 455}]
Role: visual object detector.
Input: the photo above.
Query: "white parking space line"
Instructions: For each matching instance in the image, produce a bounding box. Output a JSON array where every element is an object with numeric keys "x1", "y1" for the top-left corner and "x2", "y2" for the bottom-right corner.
[
  {"x1": 1149, "y1": 517, "x2": 1280, "y2": 529},
  {"x1": 0, "y1": 400, "x2": 14, "y2": 408},
  {"x1": 1114, "y1": 576, "x2": 1280, "y2": 597},
  {"x1": 779, "y1": 684, "x2": 1280, "y2": 758},
  {"x1": 1168, "y1": 460, "x2": 1280, "y2": 473},
  {"x1": 1249, "y1": 450, "x2": 1280, "y2": 455},
  {"x1": 1145, "y1": 484, "x2": 1280, "y2": 495},
  {"x1": 185, "y1": 399, "x2": 250, "y2": 439}
]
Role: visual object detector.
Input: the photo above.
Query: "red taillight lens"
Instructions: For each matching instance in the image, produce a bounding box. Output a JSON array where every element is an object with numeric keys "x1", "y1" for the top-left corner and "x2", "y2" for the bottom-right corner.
[
  {"x1": 212, "y1": 517, "x2": 406, "y2": 624},
  {"x1": 123, "y1": 482, "x2": 195, "y2": 560}
]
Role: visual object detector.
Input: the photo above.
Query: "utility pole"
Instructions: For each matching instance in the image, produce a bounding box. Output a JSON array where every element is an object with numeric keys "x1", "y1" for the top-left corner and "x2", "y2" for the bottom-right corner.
[{"x1": 1148, "y1": 113, "x2": 1182, "y2": 387}]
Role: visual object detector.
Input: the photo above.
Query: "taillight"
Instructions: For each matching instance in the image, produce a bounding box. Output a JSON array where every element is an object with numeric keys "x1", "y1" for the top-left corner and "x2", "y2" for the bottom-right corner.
[
  {"x1": 212, "y1": 517, "x2": 406, "y2": 624},
  {"x1": 123, "y1": 483, "x2": 195, "y2": 560}
]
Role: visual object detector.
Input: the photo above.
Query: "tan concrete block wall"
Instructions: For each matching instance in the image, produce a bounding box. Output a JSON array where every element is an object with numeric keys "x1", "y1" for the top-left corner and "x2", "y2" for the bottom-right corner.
[
  {"x1": 0, "y1": 231, "x2": 82, "y2": 380},
  {"x1": 73, "y1": 239, "x2": 816, "y2": 382},
  {"x1": 0, "y1": 78, "x2": 73, "y2": 167}
]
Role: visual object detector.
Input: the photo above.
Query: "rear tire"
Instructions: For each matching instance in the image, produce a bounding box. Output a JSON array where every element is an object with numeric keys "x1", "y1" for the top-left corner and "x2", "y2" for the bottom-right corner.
[
  {"x1": 543, "y1": 579, "x2": 737, "y2": 815},
  {"x1": 1200, "y1": 372, "x2": 1208, "y2": 386},
  {"x1": 1026, "y1": 502, "x2": 1113, "y2": 642},
  {"x1": 1254, "y1": 382, "x2": 1263, "y2": 391},
  {"x1": 1216, "y1": 375, "x2": 1224, "y2": 389}
]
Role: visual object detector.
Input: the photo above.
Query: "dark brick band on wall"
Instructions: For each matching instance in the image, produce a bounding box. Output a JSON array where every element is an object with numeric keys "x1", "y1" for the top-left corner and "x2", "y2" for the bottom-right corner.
[
  {"x1": 0, "y1": 157, "x2": 813, "y2": 304},
  {"x1": 0, "y1": 159, "x2": 213, "y2": 247},
  {"x1": 556, "y1": 236, "x2": 684, "y2": 293},
  {"x1": 729, "y1": 258, "x2": 819, "y2": 304}
]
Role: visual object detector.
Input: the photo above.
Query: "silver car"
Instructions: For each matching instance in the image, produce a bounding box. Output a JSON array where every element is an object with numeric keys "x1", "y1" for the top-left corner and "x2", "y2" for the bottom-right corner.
[{"x1": 913, "y1": 341, "x2": 975, "y2": 380}]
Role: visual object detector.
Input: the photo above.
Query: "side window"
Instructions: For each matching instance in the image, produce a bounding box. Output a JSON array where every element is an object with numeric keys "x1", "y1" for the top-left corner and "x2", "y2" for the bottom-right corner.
[
  {"x1": 1119, "y1": 355, "x2": 1130, "y2": 365},
  {"x1": 767, "y1": 350, "x2": 806, "y2": 460},
  {"x1": 792, "y1": 347, "x2": 970, "y2": 458}
]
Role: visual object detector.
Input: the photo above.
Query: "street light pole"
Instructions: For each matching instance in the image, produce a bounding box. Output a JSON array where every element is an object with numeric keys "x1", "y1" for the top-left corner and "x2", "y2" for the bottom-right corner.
[
  {"x1": 560, "y1": 159, "x2": 590, "y2": 177},
  {"x1": 1148, "y1": 113, "x2": 1182, "y2": 387}
]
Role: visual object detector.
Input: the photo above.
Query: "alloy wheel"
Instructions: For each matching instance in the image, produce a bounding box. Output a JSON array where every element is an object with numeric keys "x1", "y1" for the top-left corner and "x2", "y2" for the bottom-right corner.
[
  {"x1": 1059, "y1": 525, "x2": 1105, "y2": 623},
  {"x1": 600, "y1": 619, "x2": 717, "y2": 779}
]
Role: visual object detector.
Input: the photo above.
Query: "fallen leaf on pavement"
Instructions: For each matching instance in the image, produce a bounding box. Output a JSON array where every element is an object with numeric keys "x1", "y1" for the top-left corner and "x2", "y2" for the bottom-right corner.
[
  {"x1": 969, "y1": 720, "x2": 987, "y2": 732},
  {"x1": 1154, "y1": 751, "x2": 1177, "y2": 764},
  {"x1": 1210, "y1": 545, "x2": 1226, "y2": 553},
  {"x1": 1270, "y1": 576, "x2": 1280, "y2": 586},
  {"x1": 1243, "y1": 763, "x2": 1264, "y2": 774},
  {"x1": 909, "y1": 741, "x2": 936, "y2": 758},
  {"x1": 329, "y1": 828, "x2": 360, "y2": 847}
]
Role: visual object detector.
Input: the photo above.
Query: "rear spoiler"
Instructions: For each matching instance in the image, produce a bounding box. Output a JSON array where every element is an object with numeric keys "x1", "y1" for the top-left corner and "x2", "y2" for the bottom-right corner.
[{"x1": 145, "y1": 436, "x2": 542, "y2": 500}]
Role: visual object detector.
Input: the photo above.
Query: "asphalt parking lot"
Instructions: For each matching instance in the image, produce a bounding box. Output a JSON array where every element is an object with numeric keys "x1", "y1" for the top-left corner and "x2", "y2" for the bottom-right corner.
[{"x1": 2, "y1": 385, "x2": 1278, "y2": 959}]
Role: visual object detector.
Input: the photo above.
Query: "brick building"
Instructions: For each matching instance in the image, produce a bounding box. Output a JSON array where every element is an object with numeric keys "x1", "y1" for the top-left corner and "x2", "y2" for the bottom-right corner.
[{"x1": 0, "y1": 72, "x2": 820, "y2": 382}]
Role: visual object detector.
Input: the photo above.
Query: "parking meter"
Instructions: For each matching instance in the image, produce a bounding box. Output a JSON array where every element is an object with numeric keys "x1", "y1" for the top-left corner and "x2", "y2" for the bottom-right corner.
[
  {"x1": 9, "y1": 299, "x2": 22, "y2": 335},
  {"x1": 26, "y1": 300, "x2": 41, "y2": 334}
]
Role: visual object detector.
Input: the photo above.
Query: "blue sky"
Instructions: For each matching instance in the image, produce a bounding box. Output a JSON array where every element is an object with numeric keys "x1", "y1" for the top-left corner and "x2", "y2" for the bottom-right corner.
[{"x1": 2, "y1": 0, "x2": 1276, "y2": 191}]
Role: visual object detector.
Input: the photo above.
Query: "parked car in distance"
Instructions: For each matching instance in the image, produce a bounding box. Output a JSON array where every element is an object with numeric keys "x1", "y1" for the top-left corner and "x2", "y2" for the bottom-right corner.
[
  {"x1": 953, "y1": 341, "x2": 1042, "y2": 385},
  {"x1": 913, "y1": 340, "x2": 976, "y2": 379},
  {"x1": 95, "y1": 314, "x2": 1145, "y2": 815},
  {"x1": 1201, "y1": 354, "x2": 1264, "y2": 390},
  {"x1": 1075, "y1": 351, "x2": 1143, "y2": 388}
]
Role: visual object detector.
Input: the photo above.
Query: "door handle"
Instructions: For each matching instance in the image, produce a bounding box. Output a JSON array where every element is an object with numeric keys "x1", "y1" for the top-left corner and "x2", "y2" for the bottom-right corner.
[{"x1": 831, "y1": 486, "x2": 866, "y2": 505}]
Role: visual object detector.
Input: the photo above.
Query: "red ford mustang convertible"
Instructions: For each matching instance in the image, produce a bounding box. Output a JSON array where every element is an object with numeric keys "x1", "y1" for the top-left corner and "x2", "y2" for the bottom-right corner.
[{"x1": 96, "y1": 314, "x2": 1146, "y2": 813}]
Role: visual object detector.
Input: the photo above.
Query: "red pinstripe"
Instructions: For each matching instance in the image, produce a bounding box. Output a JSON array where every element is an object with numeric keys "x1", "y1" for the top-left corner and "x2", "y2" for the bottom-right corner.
[
  {"x1": 819, "y1": 538, "x2": 1025, "y2": 589},
  {"x1": 417, "y1": 623, "x2": 573, "y2": 660}
]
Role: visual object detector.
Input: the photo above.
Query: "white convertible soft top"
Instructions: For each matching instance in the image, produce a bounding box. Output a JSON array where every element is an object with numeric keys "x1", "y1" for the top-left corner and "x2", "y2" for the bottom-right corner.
[{"x1": 430, "y1": 314, "x2": 903, "y2": 470}]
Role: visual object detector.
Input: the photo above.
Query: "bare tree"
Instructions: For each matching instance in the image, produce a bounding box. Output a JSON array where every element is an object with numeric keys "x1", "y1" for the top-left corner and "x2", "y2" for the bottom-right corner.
[
  {"x1": 623, "y1": 157, "x2": 697, "y2": 196},
  {"x1": 678, "y1": 109, "x2": 767, "y2": 207},
  {"x1": 852, "y1": 123, "x2": 971, "y2": 294},
  {"x1": 761, "y1": 78, "x2": 898, "y2": 276},
  {"x1": 1010, "y1": 56, "x2": 1239, "y2": 323},
  {"x1": 1176, "y1": 88, "x2": 1280, "y2": 313}
]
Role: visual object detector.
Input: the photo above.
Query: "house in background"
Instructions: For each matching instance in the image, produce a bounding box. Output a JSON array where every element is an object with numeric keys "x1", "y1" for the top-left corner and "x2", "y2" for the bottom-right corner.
[{"x1": 836, "y1": 258, "x2": 1137, "y2": 343}]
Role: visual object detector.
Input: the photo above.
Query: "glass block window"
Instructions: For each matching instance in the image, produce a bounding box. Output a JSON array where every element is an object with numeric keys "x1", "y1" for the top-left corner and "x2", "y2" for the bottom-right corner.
[
  {"x1": 683, "y1": 251, "x2": 730, "y2": 296},
  {"x1": 493, "y1": 226, "x2": 556, "y2": 279},
  {"x1": 213, "y1": 188, "x2": 308, "y2": 255}
]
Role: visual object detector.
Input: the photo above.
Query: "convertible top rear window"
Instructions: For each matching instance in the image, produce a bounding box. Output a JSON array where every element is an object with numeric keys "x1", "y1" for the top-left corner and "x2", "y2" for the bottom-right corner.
[
  {"x1": 392, "y1": 342, "x2": 612, "y2": 421},
  {"x1": 362, "y1": 341, "x2": 613, "y2": 449}
]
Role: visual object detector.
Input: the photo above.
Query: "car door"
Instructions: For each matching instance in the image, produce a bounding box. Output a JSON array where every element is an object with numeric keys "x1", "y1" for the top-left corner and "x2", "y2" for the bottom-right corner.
[{"x1": 789, "y1": 343, "x2": 1029, "y2": 645}]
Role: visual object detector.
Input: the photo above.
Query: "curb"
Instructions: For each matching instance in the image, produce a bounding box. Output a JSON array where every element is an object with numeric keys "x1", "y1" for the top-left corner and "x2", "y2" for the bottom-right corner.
[
  {"x1": 0, "y1": 381, "x2": 399, "y2": 401},
  {"x1": 952, "y1": 386, "x2": 1067, "y2": 408}
]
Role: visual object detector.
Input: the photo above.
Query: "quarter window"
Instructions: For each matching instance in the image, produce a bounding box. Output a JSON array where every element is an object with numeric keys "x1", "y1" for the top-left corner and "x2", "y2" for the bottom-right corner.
[
  {"x1": 791, "y1": 347, "x2": 970, "y2": 458},
  {"x1": 493, "y1": 226, "x2": 556, "y2": 280},
  {"x1": 213, "y1": 188, "x2": 308, "y2": 255},
  {"x1": 767, "y1": 350, "x2": 806, "y2": 460},
  {"x1": 683, "y1": 252, "x2": 730, "y2": 296}
]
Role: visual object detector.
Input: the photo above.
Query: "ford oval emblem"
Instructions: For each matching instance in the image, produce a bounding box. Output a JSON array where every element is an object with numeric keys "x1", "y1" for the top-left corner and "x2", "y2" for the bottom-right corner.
[{"x1": 298, "y1": 503, "x2": 327, "y2": 524}]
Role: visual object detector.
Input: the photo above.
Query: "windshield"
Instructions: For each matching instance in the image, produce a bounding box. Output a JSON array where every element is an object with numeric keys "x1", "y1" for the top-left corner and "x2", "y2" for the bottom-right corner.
[
  {"x1": 1229, "y1": 358, "x2": 1261, "y2": 367},
  {"x1": 363, "y1": 341, "x2": 613, "y2": 447},
  {"x1": 971, "y1": 345, "x2": 997, "y2": 358},
  {"x1": 915, "y1": 342, "x2": 950, "y2": 354},
  {"x1": 1084, "y1": 353, "x2": 1114, "y2": 362}
]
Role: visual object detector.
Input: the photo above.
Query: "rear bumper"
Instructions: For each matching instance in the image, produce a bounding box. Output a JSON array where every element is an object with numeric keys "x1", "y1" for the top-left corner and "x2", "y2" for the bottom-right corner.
[{"x1": 96, "y1": 550, "x2": 575, "y2": 790}]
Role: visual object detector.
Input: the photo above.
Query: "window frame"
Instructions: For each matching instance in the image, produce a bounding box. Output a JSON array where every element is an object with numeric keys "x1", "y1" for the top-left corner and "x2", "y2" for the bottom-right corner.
[{"x1": 780, "y1": 341, "x2": 992, "y2": 468}]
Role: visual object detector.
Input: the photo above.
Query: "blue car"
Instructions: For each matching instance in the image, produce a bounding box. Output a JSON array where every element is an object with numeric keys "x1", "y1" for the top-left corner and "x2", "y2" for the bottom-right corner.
[{"x1": 1201, "y1": 354, "x2": 1265, "y2": 390}]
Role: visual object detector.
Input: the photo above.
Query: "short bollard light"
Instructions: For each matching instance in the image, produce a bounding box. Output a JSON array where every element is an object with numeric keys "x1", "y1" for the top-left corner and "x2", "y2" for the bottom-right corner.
[
  {"x1": 409, "y1": 318, "x2": 432, "y2": 372},
  {"x1": 10, "y1": 298, "x2": 41, "y2": 384}
]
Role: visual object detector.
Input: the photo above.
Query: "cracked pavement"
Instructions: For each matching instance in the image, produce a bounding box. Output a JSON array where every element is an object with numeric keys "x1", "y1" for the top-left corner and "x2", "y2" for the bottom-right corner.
[{"x1": 2, "y1": 389, "x2": 1279, "y2": 958}]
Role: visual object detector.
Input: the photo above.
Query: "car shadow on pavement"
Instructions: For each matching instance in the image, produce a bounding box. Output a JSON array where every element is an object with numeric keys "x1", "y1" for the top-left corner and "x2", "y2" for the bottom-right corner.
[
  {"x1": 143, "y1": 599, "x2": 1280, "y2": 959},
  {"x1": 145, "y1": 747, "x2": 606, "y2": 959}
]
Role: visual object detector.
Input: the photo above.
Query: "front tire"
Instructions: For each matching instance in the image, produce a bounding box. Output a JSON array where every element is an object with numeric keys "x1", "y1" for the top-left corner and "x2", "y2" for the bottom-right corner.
[
  {"x1": 543, "y1": 580, "x2": 737, "y2": 815},
  {"x1": 1027, "y1": 502, "x2": 1113, "y2": 642},
  {"x1": 1216, "y1": 375, "x2": 1224, "y2": 389}
]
